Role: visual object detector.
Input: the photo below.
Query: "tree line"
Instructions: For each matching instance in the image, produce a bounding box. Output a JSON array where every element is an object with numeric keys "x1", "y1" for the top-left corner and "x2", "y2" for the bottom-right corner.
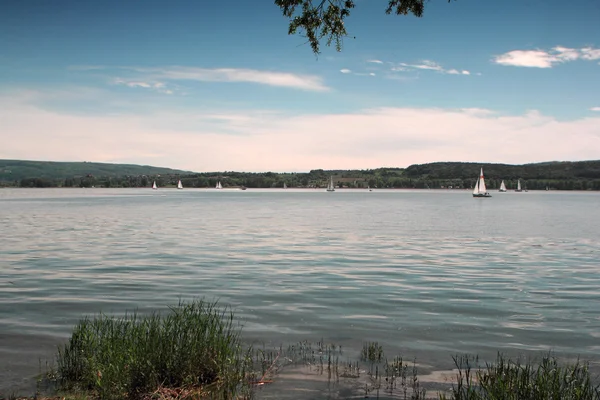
[{"x1": 11, "y1": 161, "x2": 600, "y2": 190}]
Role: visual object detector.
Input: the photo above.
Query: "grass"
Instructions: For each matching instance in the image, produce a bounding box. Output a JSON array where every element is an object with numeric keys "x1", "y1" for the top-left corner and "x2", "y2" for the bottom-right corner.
[
  {"x1": 46, "y1": 300, "x2": 251, "y2": 399},
  {"x1": 17, "y1": 301, "x2": 600, "y2": 400},
  {"x1": 442, "y1": 353, "x2": 600, "y2": 400}
]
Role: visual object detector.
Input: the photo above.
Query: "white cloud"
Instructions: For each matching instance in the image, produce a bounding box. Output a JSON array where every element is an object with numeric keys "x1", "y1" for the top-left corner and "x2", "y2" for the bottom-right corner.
[
  {"x1": 392, "y1": 61, "x2": 471, "y2": 76},
  {"x1": 493, "y1": 50, "x2": 556, "y2": 68},
  {"x1": 1, "y1": 91, "x2": 599, "y2": 172},
  {"x1": 340, "y1": 70, "x2": 376, "y2": 77},
  {"x1": 367, "y1": 59, "x2": 384, "y2": 64},
  {"x1": 137, "y1": 66, "x2": 330, "y2": 92},
  {"x1": 590, "y1": 107, "x2": 600, "y2": 112},
  {"x1": 126, "y1": 81, "x2": 151, "y2": 88},
  {"x1": 493, "y1": 46, "x2": 600, "y2": 68},
  {"x1": 581, "y1": 47, "x2": 600, "y2": 60},
  {"x1": 76, "y1": 65, "x2": 329, "y2": 92},
  {"x1": 404, "y1": 60, "x2": 445, "y2": 72},
  {"x1": 113, "y1": 78, "x2": 173, "y2": 94}
]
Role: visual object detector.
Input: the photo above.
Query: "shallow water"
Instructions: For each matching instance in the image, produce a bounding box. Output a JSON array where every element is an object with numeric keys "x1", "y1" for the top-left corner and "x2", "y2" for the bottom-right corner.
[{"x1": 1, "y1": 188, "x2": 599, "y2": 396}]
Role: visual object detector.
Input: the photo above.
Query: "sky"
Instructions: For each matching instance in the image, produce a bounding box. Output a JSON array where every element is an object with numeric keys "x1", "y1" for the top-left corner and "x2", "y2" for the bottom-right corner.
[{"x1": 1, "y1": 0, "x2": 599, "y2": 172}]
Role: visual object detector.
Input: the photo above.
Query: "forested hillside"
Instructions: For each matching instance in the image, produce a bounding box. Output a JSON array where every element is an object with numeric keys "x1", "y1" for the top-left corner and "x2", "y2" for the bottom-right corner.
[
  {"x1": 0, "y1": 160, "x2": 192, "y2": 187},
  {"x1": 2, "y1": 159, "x2": 600, "y2": 190}
]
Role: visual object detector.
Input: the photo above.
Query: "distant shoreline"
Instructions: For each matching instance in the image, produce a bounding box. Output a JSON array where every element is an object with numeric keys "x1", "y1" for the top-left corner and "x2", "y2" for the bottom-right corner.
[{"x1": 3, "y1": 159, "x2": 600, "y2": 191}]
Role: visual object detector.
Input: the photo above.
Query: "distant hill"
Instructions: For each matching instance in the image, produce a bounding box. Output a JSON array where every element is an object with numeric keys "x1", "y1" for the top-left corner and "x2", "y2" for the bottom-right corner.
[
  {"x1": 0, "y1": 159, "x2": 193, "y2": 182},
  {"x1": 1, "y1": 159, "x2": 599, "y2": 190},
  {"x1": 404, "y1": 160, "x2": 600, "y2": 180}
]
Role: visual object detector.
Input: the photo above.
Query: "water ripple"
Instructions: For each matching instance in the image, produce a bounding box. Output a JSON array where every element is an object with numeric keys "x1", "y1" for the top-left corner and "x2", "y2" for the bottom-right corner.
[{"x1": 1, "y1": 188, "x2": 600, "y2": 394}]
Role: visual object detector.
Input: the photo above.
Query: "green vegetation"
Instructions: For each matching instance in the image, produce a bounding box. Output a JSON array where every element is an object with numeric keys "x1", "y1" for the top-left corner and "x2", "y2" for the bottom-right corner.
[
  {"x1": 0, "y1": 159, "x2": 191, "y2": 187},
  {"x1": 275, "y1": 0, "x2": 451, "y2": 54},
  {"x1": 442, "y1": 354, "x2": 600, "y2": 400},
  {"x1": 47, "y1": 300, "x2": 251, "y2": 399},
  {"x1": 10, "y1": 303, "x2": 599, "y2": 399},
  {"x1": 2, "y1": 159, "x2": 600, "y2": 190}
]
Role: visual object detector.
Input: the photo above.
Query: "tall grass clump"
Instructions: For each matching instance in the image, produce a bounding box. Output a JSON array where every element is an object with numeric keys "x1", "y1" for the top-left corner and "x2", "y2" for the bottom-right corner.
[
  {"x1": 53, "y1": 300, "x2": 250, "y2": 399},
  {"x1": 443, "y1": 353, "x2": 600, "y2": 400}
]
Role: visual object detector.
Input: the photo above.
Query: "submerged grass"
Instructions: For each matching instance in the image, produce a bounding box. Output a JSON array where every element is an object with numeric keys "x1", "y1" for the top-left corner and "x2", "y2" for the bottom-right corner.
[
  {"x1": 20, "y1": 300, "x2": 600, "y2": 400},
  {"x1": 49, "y1": 300, "x2": 251, "y2": 399},
  {"x1": 443, "y1": 353, "x2": 600, "y2": 400}
]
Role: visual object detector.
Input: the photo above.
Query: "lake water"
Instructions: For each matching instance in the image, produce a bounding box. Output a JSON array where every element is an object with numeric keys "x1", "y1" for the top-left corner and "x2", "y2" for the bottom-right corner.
[{"x1": 1, "y1": 188, "x2": 600, "y2": 396}]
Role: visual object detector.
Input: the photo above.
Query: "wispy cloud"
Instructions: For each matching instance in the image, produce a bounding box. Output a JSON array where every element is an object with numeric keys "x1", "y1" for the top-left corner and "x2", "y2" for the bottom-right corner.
[
  {"x1": 339, "y1": 69, "x2": 376, "y2": 77},
  {"x1": 73, "y1": 65, "x2": 330, "y2": 92},
  {"x1": 113, "y1": 79, "x2": 174, "y2": 94},
  {"x1": 581, "y1": 47, "x2": 600, "y2": 60},
  {"x1": 2, "y1": 90, "x2": 598, "y2": 172},
  {"x1": 590, "y1": 107, "x2": 600, "y2": 112},
  {"x1": 137, "y1": 66, "x2": 329, "y2": 92},
  {"x1": 493, "y1": 46, "x2": 600, "y2": 68},
  {"x1": 392, "y1": 60, "x2": 471, "y2": 76},
  {"x1": 367, "y1": 59, "x2": 384, "y2": 64}
]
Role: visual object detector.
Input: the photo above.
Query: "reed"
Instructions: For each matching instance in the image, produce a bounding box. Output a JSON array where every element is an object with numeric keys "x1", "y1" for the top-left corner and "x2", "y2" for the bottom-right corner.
[
  {"x1": 30, "y1": 303, "x2": 600, "y2": 400},
  {"x1": 50, "y1": 300, "x2": 251, "y2": 399},
  {"x1": 441, "y1": 353, "x2": 600, "y2": 400}
]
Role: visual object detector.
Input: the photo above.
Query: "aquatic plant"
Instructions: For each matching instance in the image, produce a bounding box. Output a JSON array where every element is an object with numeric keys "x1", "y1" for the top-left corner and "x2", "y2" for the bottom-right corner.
[
  {"x1": 51, "y1": 300, "x2": 251, "y2": 399},
  {"x1": 32, "y1": 303, "x2": 600, "y2": 400},
  {"x1": 441, "y1": 353, "x2": 600, "y2": 400}
]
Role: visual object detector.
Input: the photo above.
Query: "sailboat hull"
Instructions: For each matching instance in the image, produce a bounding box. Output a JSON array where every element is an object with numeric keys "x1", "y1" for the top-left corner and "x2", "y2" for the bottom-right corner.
[{"x1": 473, "y1": 193, "x2": 492, "y2": 198}]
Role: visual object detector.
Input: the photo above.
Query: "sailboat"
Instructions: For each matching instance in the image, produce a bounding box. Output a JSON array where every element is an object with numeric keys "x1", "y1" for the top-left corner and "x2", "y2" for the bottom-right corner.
[
  {"x1": 152, "y1": 181, "x2": 158, "y2": 190},
  {"x1": 499, "y1": 180, "x2": 507, "y2": 192},
  {"x1": 515, "y1": 179, "x2": 522, "y2": 192},
  {"x1": 283, "y1": 183, "x2": 287, "y2": 189},
  {"x1": 472, "y1": 168, "x2": 491, "y2": 198},
  {"x1": 368, "y1": 185, "x2": 372, "y2": 191},
  {"x1": 326, "y1": 176, "x2": 335, "y2": 192},
  {"x1": 177, "y1": 180, "x2": 183, "y2": 190},
  {"x1": 215, "y1": 181, "x2": 222, "y2": 189}
]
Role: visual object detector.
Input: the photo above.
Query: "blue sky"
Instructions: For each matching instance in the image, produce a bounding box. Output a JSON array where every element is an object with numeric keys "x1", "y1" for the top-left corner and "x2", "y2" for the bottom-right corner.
[{"x1": 1, "y1": 0, "x2": 599, "y2": 171}]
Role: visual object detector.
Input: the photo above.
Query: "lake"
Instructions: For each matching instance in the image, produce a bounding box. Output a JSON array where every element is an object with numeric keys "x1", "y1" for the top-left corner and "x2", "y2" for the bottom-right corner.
[{"x1": 1, "y1": 188, "x2": 599, "y2": 396}]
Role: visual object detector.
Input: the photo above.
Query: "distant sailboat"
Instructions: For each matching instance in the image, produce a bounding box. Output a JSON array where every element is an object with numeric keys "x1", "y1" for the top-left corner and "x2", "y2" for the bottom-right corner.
[
  {"x1": 177, "y1": 180, "x2": 183, "y2": 190},
  {"x1": 472, "y1": 168, "x2": 491, "y2": 198},
  {"x1": 326, "y1": 176, "x2": 335, "y2": 192},
  {"x1": 215, "y1": 181, "x2": 223, "y2": 189},
  {"x1": 283, "y1": 183, "x2": 287, "y2": 189},
  {"x1": 515, "y1": 179, "x2": 522, "y2": 192},
  {"x1": 152, "y1": 181, "x2": 157, "y2": 190},
  {"x1": 368, "y1": 185, "x2": 372, "y2": 191},
  {"x1": 499, "y1": 180, "x2": 507, "y2": 192}
]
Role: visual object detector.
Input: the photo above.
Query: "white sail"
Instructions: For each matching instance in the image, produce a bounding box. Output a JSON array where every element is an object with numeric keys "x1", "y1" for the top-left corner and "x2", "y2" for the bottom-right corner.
[
  {"x1": 472, "y1": 178, "x2": 479, "y2": 195},
  {"x1": 517, "y1": 180, "x2": 521, "y2": 191},
  {"x1": 472, "y1": 168, "x2": 491, "y2": 197},
  {"x1": 216, "y1": 181, "x2": 222, "y2": 189},
  {"x1": 177, "y1": 180, "x2": 183, "y2": 189},
  {"x1": 478, "y1": 168, "x2": 487, "y2": 193},
  {"x1": 499, "y1": 180, "x2": 506, "y2": 191},
  {"x1": 152, "y1": 181, "x2": 157, "y2": 190},
  {"x1": 283, "y1": 183, "x2": 287, "y2": 189},
  {"x1": 326, "y1": 176, "x2": 335, "y2": 191}
]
